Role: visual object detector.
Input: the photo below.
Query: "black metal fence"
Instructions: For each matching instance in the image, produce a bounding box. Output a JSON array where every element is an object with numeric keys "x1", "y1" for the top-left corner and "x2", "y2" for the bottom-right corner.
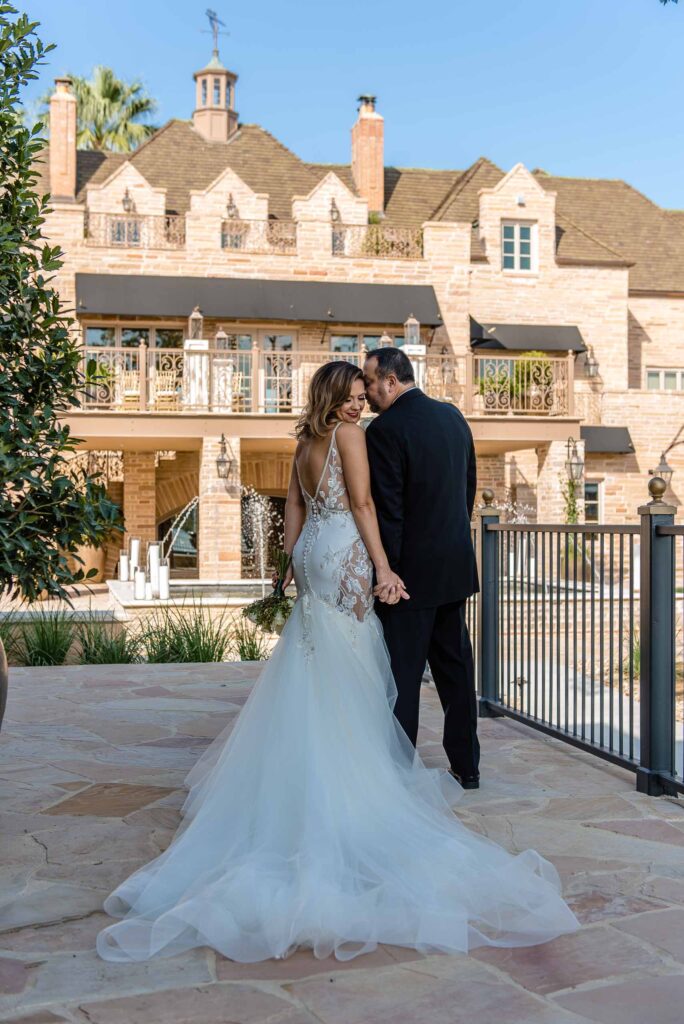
[{"x1": 474, "y1": 481, "x2": 683, "y2": 797}]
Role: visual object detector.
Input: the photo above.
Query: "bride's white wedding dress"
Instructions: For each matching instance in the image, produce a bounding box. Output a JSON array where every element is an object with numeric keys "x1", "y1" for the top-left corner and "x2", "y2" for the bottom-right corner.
[{"x1": 97, "y1": 424, "x2": 579, "y2": 963}]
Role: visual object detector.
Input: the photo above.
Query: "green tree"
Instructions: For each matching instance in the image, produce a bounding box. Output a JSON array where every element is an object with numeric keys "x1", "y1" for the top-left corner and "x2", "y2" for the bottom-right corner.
[
  {"x1": 42, "y1": 65, "x2": 158, "y2": 152},
  {"x1": 0, "y1": 5, "x2": 123, "y2": 721}
]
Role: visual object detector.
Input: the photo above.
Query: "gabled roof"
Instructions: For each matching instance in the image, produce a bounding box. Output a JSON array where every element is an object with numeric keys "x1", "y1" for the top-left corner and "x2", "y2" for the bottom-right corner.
[
  {"x1": 127, "y1": 120, "x2": 319, "y2": 218},
  {"x1": 35, "y1": 115, "x2": 684, "y2": 292},
  {"x1": 533, "y1": 173, "x2": 684, "y2": 290}
]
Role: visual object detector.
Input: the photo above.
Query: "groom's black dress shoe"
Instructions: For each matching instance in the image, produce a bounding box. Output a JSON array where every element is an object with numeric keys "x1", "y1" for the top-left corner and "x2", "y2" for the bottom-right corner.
[{"x1": 448, "y1": 770, "x2": 480, "y2": 790}]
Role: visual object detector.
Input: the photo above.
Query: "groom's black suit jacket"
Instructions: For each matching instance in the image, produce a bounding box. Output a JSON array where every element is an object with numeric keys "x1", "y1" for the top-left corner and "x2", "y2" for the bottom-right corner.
[{"x1": 365, "y1": 388, "x2": 478, "y2": 609}]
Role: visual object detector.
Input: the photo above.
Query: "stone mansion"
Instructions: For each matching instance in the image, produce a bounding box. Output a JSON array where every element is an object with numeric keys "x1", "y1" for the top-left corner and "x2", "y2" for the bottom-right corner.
[{"x1": 40, "y1": 47, "x2": 684, "y2": 579}]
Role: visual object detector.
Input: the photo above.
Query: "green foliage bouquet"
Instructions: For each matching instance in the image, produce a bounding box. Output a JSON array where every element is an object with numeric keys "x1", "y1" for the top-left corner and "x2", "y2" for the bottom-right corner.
[{"x1": 243, "y1": 551, "x2": 294, "y2": 634}]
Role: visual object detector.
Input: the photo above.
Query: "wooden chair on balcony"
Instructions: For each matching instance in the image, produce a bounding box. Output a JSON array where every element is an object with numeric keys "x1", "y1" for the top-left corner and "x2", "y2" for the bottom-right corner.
[
  {"x1": 152, "y1": 370, "x2": 180, "y2": 411},
  {"x1": 114, "y1": 369, "x2": 141, "y2": 410},
  {"x1": 230, "y1": 372, "x2": 245, "y2": 411},
  {"x1": 425, "y1": 363, "x2": 461, "y2": 405}
]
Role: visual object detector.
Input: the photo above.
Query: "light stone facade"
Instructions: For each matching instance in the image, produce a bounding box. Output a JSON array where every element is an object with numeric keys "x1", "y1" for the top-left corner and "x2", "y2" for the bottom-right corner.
[{"x1": 41, "y1": 64, "x2": 684, "y2": 579}]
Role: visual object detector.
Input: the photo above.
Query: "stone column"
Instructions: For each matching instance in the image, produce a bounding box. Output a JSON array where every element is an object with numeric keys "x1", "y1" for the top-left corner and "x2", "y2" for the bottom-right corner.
[
  {"x1": 198, "y1": 436, "x2": 242, "y2": 579},
  {"x1": 123, "y1": 452, "x2": 157, "y2": 548},
  {"x1": 536, "y1": 440, "x2": 585, "y2": 522}
]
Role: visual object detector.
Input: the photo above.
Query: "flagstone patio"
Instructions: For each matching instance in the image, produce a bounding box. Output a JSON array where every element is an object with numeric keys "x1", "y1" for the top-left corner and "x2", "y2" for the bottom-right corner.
[{"x1": 1, "y1": 662, "x2": 684, "y2": 1023}]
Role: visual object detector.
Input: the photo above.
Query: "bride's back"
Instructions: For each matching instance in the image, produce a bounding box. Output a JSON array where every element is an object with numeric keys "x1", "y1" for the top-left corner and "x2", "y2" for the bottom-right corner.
[
  {"x1": 296, "y1": 434, "x2": 334, "y2": 499},
  {"x1": 295, "y1": 424, "x2": 354, "y2": 515}
]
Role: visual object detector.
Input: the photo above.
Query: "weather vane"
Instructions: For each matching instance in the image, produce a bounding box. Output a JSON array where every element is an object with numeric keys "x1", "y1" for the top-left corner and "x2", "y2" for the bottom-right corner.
[{"x1": 204, "y1": 9, "x2": 229, "y2": 55}]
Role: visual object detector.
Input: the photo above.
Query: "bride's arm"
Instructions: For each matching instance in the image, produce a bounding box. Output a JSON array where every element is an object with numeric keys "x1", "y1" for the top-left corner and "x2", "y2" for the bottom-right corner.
[
  {"x1": 278, "y1": 454, "x2": 306, "y2": 589},
  {"x1": 336, "y1": 423, "x2": 408, "y2": 604}
]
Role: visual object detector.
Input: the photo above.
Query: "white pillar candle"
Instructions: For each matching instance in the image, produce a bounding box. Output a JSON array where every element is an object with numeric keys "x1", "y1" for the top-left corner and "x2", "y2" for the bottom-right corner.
[
  {"x1": 159, "y1": 560, "x2": 170, "y2": 601},
  {"x1": 129, "y1": 537, "x2": 141, "y2": 572},
  {"x1": 118, "y1": 552, "x2": 129, "y2": 583},
  {"x1": 133, "y1": 567, "x2": 146, "y2": 600},
  {"x1": 148, "y1": 542, "x2": 161, "y2": 598}
]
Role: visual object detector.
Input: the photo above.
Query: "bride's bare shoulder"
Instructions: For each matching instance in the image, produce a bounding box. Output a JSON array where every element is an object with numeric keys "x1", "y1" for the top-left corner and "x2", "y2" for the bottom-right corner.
[{"x1": 336, "y1": 422, "x2": 366, "y2": 444}]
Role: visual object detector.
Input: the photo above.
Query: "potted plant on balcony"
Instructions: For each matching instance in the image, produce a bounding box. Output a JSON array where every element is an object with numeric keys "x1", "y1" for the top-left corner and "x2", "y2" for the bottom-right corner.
[
  {"x1": 478, "y1": 350, "x2": 553, "y2": 414},
  {"x1": 0, "y1": 7, "x2": 122, "y2": 728}
]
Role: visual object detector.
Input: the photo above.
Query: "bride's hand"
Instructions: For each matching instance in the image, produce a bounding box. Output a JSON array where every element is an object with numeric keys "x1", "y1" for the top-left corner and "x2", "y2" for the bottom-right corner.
[
  {"x1": 272, "y1": 567, "x2": 294, "y2": 590},
  {"x1": 374, "y1": 568, "x2": 409, "y2": 605}
]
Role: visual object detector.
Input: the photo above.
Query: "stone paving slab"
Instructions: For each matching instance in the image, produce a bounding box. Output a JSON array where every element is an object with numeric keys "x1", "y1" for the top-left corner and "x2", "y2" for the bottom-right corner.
[{"x1": 1, "y1": 663, "x2": 684, "y2": 1022}]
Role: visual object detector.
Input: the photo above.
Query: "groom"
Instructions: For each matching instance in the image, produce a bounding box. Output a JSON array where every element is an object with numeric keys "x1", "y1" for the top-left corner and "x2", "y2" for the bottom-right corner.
[{"x1": 363, "y1": 348, "x2": 480, "y2": 788}]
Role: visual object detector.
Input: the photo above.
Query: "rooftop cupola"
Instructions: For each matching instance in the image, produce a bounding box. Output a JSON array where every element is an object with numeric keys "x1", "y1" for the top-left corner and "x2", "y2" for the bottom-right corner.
[{"x1": 193, "y1": 47, "x2": 238, "y2": 142}]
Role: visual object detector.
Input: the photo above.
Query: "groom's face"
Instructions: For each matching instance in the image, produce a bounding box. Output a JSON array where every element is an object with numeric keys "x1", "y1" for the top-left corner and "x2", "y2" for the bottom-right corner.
[{"x1": 363, "y1": 357, "x2": 394, "y2": 413}]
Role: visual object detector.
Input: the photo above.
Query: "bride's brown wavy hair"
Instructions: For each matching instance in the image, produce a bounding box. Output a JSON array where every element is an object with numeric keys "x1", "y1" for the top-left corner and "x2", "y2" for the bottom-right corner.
[{"x1": 295, "y1": 361, "x2": 364, "y2": 440}]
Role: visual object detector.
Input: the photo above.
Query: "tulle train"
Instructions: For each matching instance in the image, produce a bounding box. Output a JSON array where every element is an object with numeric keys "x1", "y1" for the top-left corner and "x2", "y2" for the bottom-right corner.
[{"x1": 97, "y1": 596, "x2": 579, "y2": 963}]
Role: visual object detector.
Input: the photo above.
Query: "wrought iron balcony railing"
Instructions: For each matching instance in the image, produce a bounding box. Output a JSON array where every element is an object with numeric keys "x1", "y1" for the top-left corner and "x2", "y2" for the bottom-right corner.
[
  {"x1": 84, "y1": 213, "x2": 186, "y2": 249},
  {"x1": 79, "y1": 347, "x2": 574, "y2": 417},
  {"x1": 332, "y1": 224, "x2": 424, "y2": 260},
  {"x1": 220, "y1": 219, "x2": 297, "y2": 255}
]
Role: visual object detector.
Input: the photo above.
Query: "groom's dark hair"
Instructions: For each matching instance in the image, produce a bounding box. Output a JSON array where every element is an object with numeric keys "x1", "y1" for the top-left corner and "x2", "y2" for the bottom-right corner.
[{"x1": 368, "y1": 347, "x2": 415, "y2": 383}]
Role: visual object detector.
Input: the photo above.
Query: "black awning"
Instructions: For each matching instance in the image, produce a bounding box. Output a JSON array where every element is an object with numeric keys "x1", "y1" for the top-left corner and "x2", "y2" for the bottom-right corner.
[
  {"x1": 75, "y1": 274, "x2": 443, "y2": 327},
  {"x1": 470, "y1": 317, "x2": 586, "y2": 352},
  {"x1": 581, "y1": 426, "x2": 635, "y2": 454}
]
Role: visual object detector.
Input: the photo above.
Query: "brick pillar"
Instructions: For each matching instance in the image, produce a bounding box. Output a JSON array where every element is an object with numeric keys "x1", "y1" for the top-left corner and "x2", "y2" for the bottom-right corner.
[
  {"x1": 351, "y1": 96, "x2": 384, "y2": 214},
  {"x1": 198, "y1": 437, "x2": 242, "y2": 579},
  {"x1": 123, "y1": 452, "x2": 157, "y2": 548},
  {"x1": 49, "y1": 78, "x2": 77, "y2": 200},
  {"x1": 536, "y1": 440, "x2": 585, "y2": 523}
]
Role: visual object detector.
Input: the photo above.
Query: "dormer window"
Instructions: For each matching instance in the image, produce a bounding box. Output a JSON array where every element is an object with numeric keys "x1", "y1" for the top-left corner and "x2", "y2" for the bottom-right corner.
[{"x1": 502, "y1": 221, "x2": 535, "y2": 271}]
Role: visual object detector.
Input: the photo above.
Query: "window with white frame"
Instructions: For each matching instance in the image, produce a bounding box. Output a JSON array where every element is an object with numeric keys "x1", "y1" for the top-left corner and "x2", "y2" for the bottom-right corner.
[
  {"x1": 646, "y1": 368, "x2": 684, "y2": 391},
  {"x1": 84, "y1": 325, "x2": 184, "y2": 349},
  {"x1": 584, "y1": 481, "x2": 602, "y2": 523},
  {"x1": 331, "y1": 335, "x2": 359, "y2": 354},
  {"x1": 501, "y1": 221, "x2": 535, "y2": 271}
]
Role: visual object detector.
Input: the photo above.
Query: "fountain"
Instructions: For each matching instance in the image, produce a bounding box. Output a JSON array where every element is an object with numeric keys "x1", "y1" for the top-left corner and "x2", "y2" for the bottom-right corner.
[{"x1": 241, "y1": 486, "x2": 284, "y2": 597}]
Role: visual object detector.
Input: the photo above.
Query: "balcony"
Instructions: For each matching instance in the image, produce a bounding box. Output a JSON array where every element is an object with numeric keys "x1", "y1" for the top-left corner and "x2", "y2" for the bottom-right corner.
[
  {"x1": 84, "y1": 213, "x2": 186, "y2": 249},
  {"x1": 220, "y1": 219, "x2": 297, "y2": 255},
  {"x1": 332, "y1": 224, "x2": 424, "y2": 260},
  {"x1": 79, "y1": 347, "x2": 574, "y2": 418}
]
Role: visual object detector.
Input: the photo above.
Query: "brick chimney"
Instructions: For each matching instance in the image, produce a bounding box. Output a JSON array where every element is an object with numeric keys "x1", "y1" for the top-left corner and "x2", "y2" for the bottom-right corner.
[
  {"x1": 49, "y1": 77, "x2": 77, "y2": 200},
  {"x1": 351, "y1": 95, "x2": 384, "y2": 215}
]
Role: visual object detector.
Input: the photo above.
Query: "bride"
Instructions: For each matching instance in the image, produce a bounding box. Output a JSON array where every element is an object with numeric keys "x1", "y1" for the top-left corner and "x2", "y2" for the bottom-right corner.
[{"x1": 97, "y1": 361, "x2": 579, "y2": 964}]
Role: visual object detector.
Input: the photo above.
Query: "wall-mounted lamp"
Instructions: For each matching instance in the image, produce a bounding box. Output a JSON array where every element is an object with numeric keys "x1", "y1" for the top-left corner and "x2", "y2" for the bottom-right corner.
[
  {"x1": 565, "y1": 436, "x2": 584, "y2": 483},
  {"x1": 584, "y1": 347, "x2": 599, "y2": 378},
  {"x1": 216, "y1": 433, "x2": 238, "y2": 484}
]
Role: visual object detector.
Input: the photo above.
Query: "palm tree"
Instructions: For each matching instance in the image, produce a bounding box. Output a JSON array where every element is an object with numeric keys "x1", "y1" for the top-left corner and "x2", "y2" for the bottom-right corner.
[{"x1": 42, "y1": 66, "x2": 158, "y2": 152}]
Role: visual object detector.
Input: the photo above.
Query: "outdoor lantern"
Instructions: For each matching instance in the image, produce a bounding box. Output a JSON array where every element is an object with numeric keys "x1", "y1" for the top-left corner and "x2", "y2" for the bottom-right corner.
[
  {"x1": 216, "y1": 433, "x2": 237, "y2": 481},
  {"x1": 330, "y1": 198, "x2": 341, "y2": 223},
  {"x1": 404, "y1": 314, "x2": 421, "y2": 347},
  {"x1": 585, "y1": 348, "x2": 599, "y2": 378},
  {"x1": 226, "y1": 193, "x2": 240, "y2": 220},
  {"x1": 379, "y1": 332, "x2": 394, "y2": 347},
  {"x1": 122, "y1": 188, "x2": 135, "y2": 214},
  {"x1": 650, "y1": 452, "x2": 674, "y2": 487},
  {"x1": 188, "y1": 306, "x2": 204, "y2": 340},
  {"x1": 565, "y1": 437, "x2": 584, "y2": 483},
  {"x1": 215, "y1": 325, "x2": 228, "y2": 350}
]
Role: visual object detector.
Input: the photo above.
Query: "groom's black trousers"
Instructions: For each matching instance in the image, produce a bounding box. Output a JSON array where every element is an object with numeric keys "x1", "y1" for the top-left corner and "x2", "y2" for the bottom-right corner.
[{"x1": 376, "y1": 600, "x2": 480, "y2": 779}]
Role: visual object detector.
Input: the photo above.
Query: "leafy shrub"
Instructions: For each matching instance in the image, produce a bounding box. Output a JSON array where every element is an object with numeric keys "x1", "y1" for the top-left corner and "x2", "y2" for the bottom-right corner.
[
  {"x1": 18, "y1": 609, "x2": 76, "y2": 666},
  {"x1": 76, "y1": 618, "x2": 142, "y2": 664},
  {"x1": 232, "y1": 619, "x2": 270, "y2": 661},
  {"x1": 140, "y1": 604, "x2": 232, "y2": 663}
]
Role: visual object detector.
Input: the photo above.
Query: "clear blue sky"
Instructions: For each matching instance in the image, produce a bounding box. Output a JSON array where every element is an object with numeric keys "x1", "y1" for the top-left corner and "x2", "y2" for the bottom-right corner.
[{"x1": 19, "y1": 0, "x2": 684, "y2": 209}]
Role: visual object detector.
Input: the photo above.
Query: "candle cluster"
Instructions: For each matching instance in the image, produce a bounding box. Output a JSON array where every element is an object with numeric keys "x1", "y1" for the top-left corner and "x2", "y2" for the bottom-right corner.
[{"x1": 118, "y1": 538, "x2": 170, "y2": 601}]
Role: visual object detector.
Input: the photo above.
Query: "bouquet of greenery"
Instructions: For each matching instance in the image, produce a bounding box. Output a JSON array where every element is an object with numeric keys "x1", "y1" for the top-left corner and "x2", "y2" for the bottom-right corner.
[{"x1": 243, "y1": 551, "x2": 295, "y2": 635}]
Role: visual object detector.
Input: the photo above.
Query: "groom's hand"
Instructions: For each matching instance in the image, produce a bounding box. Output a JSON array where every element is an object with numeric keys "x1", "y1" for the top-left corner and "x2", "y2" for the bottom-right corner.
[{"x1": 374, "y1": 569, "x2": 409, "y2": 605}]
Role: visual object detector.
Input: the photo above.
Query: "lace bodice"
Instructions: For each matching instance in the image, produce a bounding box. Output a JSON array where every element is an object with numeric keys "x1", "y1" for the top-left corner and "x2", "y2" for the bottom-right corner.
[{"x1": 293, "y1": 424, "x2": 373, "y2": 629}]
